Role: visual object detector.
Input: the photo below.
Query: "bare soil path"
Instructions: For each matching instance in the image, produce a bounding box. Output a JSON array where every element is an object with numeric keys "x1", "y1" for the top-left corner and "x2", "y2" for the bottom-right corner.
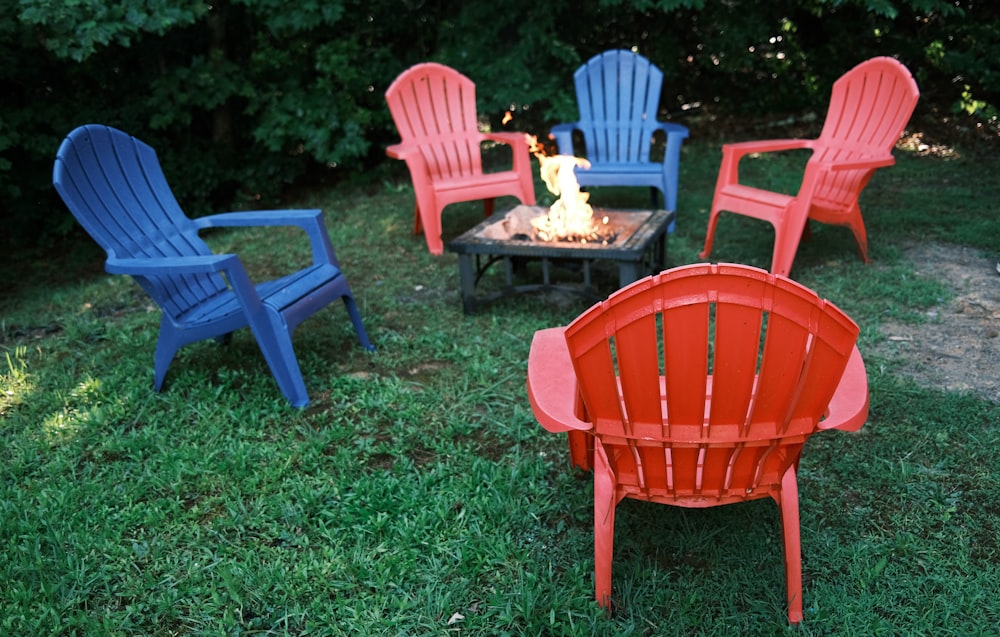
[{"x1": 871, "y1": 243, "x2": 1000, "y2": 403}]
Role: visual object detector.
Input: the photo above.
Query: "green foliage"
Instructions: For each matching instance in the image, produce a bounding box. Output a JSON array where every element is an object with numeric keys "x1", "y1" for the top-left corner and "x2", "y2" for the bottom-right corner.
[
  {"x1": 18, "y1": 0, "x2": 208, "y2": 62},
  {"x1": 2, "y1": 0, "x2": 998, "y2": 250}
]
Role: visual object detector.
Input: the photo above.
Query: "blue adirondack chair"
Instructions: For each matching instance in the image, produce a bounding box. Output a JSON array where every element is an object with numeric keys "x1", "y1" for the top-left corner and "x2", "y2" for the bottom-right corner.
[
  {"x1": 53, "y1": 124, "x2": 375, "y2": 408},
  {"x1": 550, "y1": 50, "x2": 689, "y2": 230}
]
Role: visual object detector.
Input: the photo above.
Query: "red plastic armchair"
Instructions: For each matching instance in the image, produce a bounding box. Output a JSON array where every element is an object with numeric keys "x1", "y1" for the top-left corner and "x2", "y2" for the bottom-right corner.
[
  {"x1": 385, "y1": 62, "x2": 537, "y2": 255},
  {"x1": 526, "y1": 263, "x2": 869, "y2": 623},
  {"x1": 699, "y1": 57, "x2": 919, "y2": 276}
]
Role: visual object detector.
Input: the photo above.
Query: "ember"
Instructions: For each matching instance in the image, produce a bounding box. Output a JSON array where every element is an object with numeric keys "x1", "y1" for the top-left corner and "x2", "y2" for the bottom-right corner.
[{"x1": 526, "y1": 136, "x2": 616, "y2": 244}]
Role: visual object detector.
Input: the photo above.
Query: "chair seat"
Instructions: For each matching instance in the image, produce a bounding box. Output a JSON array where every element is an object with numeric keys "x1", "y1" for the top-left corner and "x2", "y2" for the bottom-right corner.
[
  {"x1": 716, "y1": 184, "x2": 795, "y2": 210},
  {"x1": 433, "y1": 171, "x2": 525, "y2": 193},
  {"x1": 178, "y1": 263, "x2": 342, "y2": 327}
]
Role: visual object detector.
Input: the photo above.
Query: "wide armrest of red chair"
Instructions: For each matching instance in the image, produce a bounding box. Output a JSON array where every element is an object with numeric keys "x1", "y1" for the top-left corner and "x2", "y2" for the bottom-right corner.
[
  {"x1": 819, "y1": 345, "x2": 870, "y2": 432},
  {"x1": 721, "y1": 138, "x2": 815, "y2": 156},
  {"x1": 385, "y1": 142, "x2": 417, "y2": 161},
  {"x1": 824, "y1": 155, "x2": 897, "y2": 171},
  {"x1": 526, "y1": 327, "x2": 592, "y2": 434},
  {"x1": 716, "y1": 139, "x2": 815, "y2": 187},
  {"x1": 483, "y1": 132, "x2": 529, "y2": 147},
  {"x1": 483, "y1": 132, "x2": 535, "y2": 174}
]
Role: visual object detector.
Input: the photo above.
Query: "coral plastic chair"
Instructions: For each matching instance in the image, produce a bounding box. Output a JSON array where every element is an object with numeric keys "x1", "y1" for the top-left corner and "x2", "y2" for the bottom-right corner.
[
  {"x1": 526, "y1": 263, "x2": 869, "y2": 623},
  {"x1": 53, "y1": 124, "x2": 375, "y2": 408},
  {"x1": 550, "y1": 49, "x2": 689, "y2": 227},
  {"x1": 699, "y1": 57, "x2": 919, "y2": 276},
  {"x1": 385, "y1": 62, "x2": 537, "y2": 255}
]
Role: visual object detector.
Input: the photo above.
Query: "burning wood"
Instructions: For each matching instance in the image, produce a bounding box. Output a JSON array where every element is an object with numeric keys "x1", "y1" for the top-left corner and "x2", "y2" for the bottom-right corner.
[{"x1": 526, "y1": 136, "x2": 615, "y2": 244}]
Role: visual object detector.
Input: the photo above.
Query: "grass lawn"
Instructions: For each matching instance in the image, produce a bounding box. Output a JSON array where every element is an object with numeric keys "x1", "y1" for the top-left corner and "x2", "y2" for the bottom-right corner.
[{"x1": 2, "y1": 130, "x2": 999, "y2": 635}]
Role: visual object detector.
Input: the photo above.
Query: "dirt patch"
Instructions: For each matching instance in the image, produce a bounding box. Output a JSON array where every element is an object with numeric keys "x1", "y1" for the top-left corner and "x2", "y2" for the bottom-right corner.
[{"x1": 871, "y1": 243, "x2": 1000, "y2": 402}]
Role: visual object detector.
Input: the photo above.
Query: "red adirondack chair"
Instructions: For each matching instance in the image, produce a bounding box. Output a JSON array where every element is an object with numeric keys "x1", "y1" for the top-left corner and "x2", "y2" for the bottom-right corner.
[
  {"x1": 526, "y1": 263, "x2": 870, "y2": 623},
  {"x1": 385, "y1": 62, "x2": 537, "y2": 255},
  {"x1": 699, "y1": 57, "x2": 919, "y2": 276}
]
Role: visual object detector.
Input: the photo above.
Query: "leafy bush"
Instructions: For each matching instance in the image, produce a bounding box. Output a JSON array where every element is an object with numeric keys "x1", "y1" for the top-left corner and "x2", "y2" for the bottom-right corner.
[{"x1": 1, "y1": 0, "x2": 995, "y2": 248}]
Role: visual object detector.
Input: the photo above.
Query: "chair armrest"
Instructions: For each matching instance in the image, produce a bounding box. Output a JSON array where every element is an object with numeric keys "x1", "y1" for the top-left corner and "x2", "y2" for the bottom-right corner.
[
  {"x1": 824, "y1": 155, "x2": 896, "y2": 171},
  {"x1": 722, "y1": 138, "x2": 814, "y2": 159},
  {"x1": 386, "y1": 142, "x2": 421, "y2": 161},
  {"x1": 549, "y1": 123, "x2": 581, "y2": 156},
  {"x1": 483, "y1": 132, "x2": 535, "y2": 177},
  {"x1": 652, "y1": 122, "x2": 691, "y2": 140},
  {"x1": 108, "y1": 253, "x2": 269, "y2": 317},
  {"x1": 819, "y1": 345, "x2": 870, "y2": 431},
  {"x1": 194, "y1": 209, "x2": 323, "y2": 229},
  {"x1": 386, "y1": 142, "x2": 431, "y2": 183},
  {"x1": 527, "y1": 327, "x2": 593, "y2": 433},
  {"x1": 716, "y1": 139, "x2": 815, "y2": 190},
  {"x1": 193, "y1": 209, "x2": 339, "y2": 267},
  {"x1": 105, "y1": 253, "x2": 242, "y2": 276},
  {"x1": 483, "y1": 131, "x2": 529, "y2": 147}
]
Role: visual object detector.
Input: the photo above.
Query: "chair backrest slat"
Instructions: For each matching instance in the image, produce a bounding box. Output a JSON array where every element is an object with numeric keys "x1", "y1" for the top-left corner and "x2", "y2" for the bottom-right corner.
[
  {"x1": 809, "y1": 57, "x2": 920, "y2": 208},
  {"x1": 563, "y1": 264, "x2": 859, "y2": 497},
  {"x1": 385, "y1": 63, "x2": 484, "y2": 180},
  {"x1": 54, "y1": 125, "x2": 228, "y2": 319},
  {"x1": 574, "y1": 50, "x2": 664, "y2": 164}
]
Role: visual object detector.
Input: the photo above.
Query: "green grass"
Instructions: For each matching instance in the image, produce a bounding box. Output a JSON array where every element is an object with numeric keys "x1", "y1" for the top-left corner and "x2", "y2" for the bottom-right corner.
[{"x1": 2, "y1": 136, "x2": 1000, "y2": 635}]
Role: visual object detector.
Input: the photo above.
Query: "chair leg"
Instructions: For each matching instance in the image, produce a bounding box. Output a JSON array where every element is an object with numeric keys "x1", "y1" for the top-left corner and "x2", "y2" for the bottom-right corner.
[
  {"x1": 652, "y1": 187, "x2": 676, "y2": 233},
  {"x1": 248, "y1": 310, "x2": 310, "y2": 408},
  {"x1": 483, "y1": 198, "x2": 495, "y2": 219},
  {"x1": 699, "y1": 205, "x2": 723, "y2": 260},
  {"x1": 153, "y1": 319, "x2": 183, "y2": 392},
  {"x1": 567, "y1": 429, "x2": 593, "y2": 471},
  {"x1": 846, "y1": 207, "x2": 870, "y2": 263},
  {"x1": 593, "y1": 443, "x2": 617, "y2": 610},
  {"x1": 340, "y1": 293, "x2": 376, "y2": 352},
  {"x1": 413, "y1": 204, "x2": 422, "y2": 235},
  {"x1": 779, "y1": 467, "x2": 804, "y2": 624},
  {"x1": 418, "y1": 206, "x2": 445, "y2": 256}
]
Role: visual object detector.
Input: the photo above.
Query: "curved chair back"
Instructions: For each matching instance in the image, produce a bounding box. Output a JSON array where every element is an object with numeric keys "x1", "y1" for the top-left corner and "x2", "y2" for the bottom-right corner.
[
  {"x1": 565, "y1": 263, "x2": 859, "y2": 500},
  {"x1": 572, "y1": 49, "x2": 665, "y2": 165},
  {"x1": 385, "y1": 62, "x2": 485, "y2": 181},
  {"x1": 811, "y1": 56, "x2": 920, "y2": 210},
  {"x1": 54, "y1": 125, "x2": 227, "y2": 321}
]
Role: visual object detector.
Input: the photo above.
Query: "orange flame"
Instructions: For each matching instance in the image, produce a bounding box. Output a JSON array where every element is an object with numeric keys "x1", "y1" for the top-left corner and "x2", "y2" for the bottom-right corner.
[{"x1": 525, "y1": 136, "x2": 610, "y2": 243}]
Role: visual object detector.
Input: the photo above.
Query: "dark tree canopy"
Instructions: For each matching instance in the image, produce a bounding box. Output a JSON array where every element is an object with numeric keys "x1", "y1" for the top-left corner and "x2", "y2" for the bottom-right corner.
[{"x1": 1, "y1": 0, "x2": 995, "y2": 247}]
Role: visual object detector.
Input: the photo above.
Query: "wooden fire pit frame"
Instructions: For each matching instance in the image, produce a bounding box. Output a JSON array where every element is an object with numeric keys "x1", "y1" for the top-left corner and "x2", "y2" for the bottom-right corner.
[{"x1": 447, "y1": 206, "x2": 675, "y2": 313}]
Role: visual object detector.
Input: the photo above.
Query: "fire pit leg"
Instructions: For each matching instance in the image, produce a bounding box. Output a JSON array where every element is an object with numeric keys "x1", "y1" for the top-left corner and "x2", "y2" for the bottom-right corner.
[
  {"x1": 619, "y1": 262, "x2": 640, "y2": 289},
  {"x1": 457, "y1": 254, "x2": 478, "y2": 314}
]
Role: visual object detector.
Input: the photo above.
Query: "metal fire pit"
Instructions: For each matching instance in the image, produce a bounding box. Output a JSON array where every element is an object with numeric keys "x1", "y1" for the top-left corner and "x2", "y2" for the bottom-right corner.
[{"x1": 447, "y1": 205, "x2": 675, "y2": 313}]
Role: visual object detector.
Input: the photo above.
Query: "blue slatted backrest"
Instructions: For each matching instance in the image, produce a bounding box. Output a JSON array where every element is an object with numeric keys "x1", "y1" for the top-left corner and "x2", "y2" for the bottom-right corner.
[
  {"x1": 574, "y1": 50, "x2": 664, "y2": 164},
  {"x1": 53, "y1": 125, "x2": 229, "y2": 319}
]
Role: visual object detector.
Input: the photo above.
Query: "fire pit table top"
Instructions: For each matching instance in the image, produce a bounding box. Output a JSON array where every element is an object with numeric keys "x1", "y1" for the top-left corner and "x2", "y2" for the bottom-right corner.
[
  {"x1": 447, "y1": 205, "x2": 675, "y2": 313},
  {"x1": 448, "y1": 205, "x2": 672, "y2": 260}
]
